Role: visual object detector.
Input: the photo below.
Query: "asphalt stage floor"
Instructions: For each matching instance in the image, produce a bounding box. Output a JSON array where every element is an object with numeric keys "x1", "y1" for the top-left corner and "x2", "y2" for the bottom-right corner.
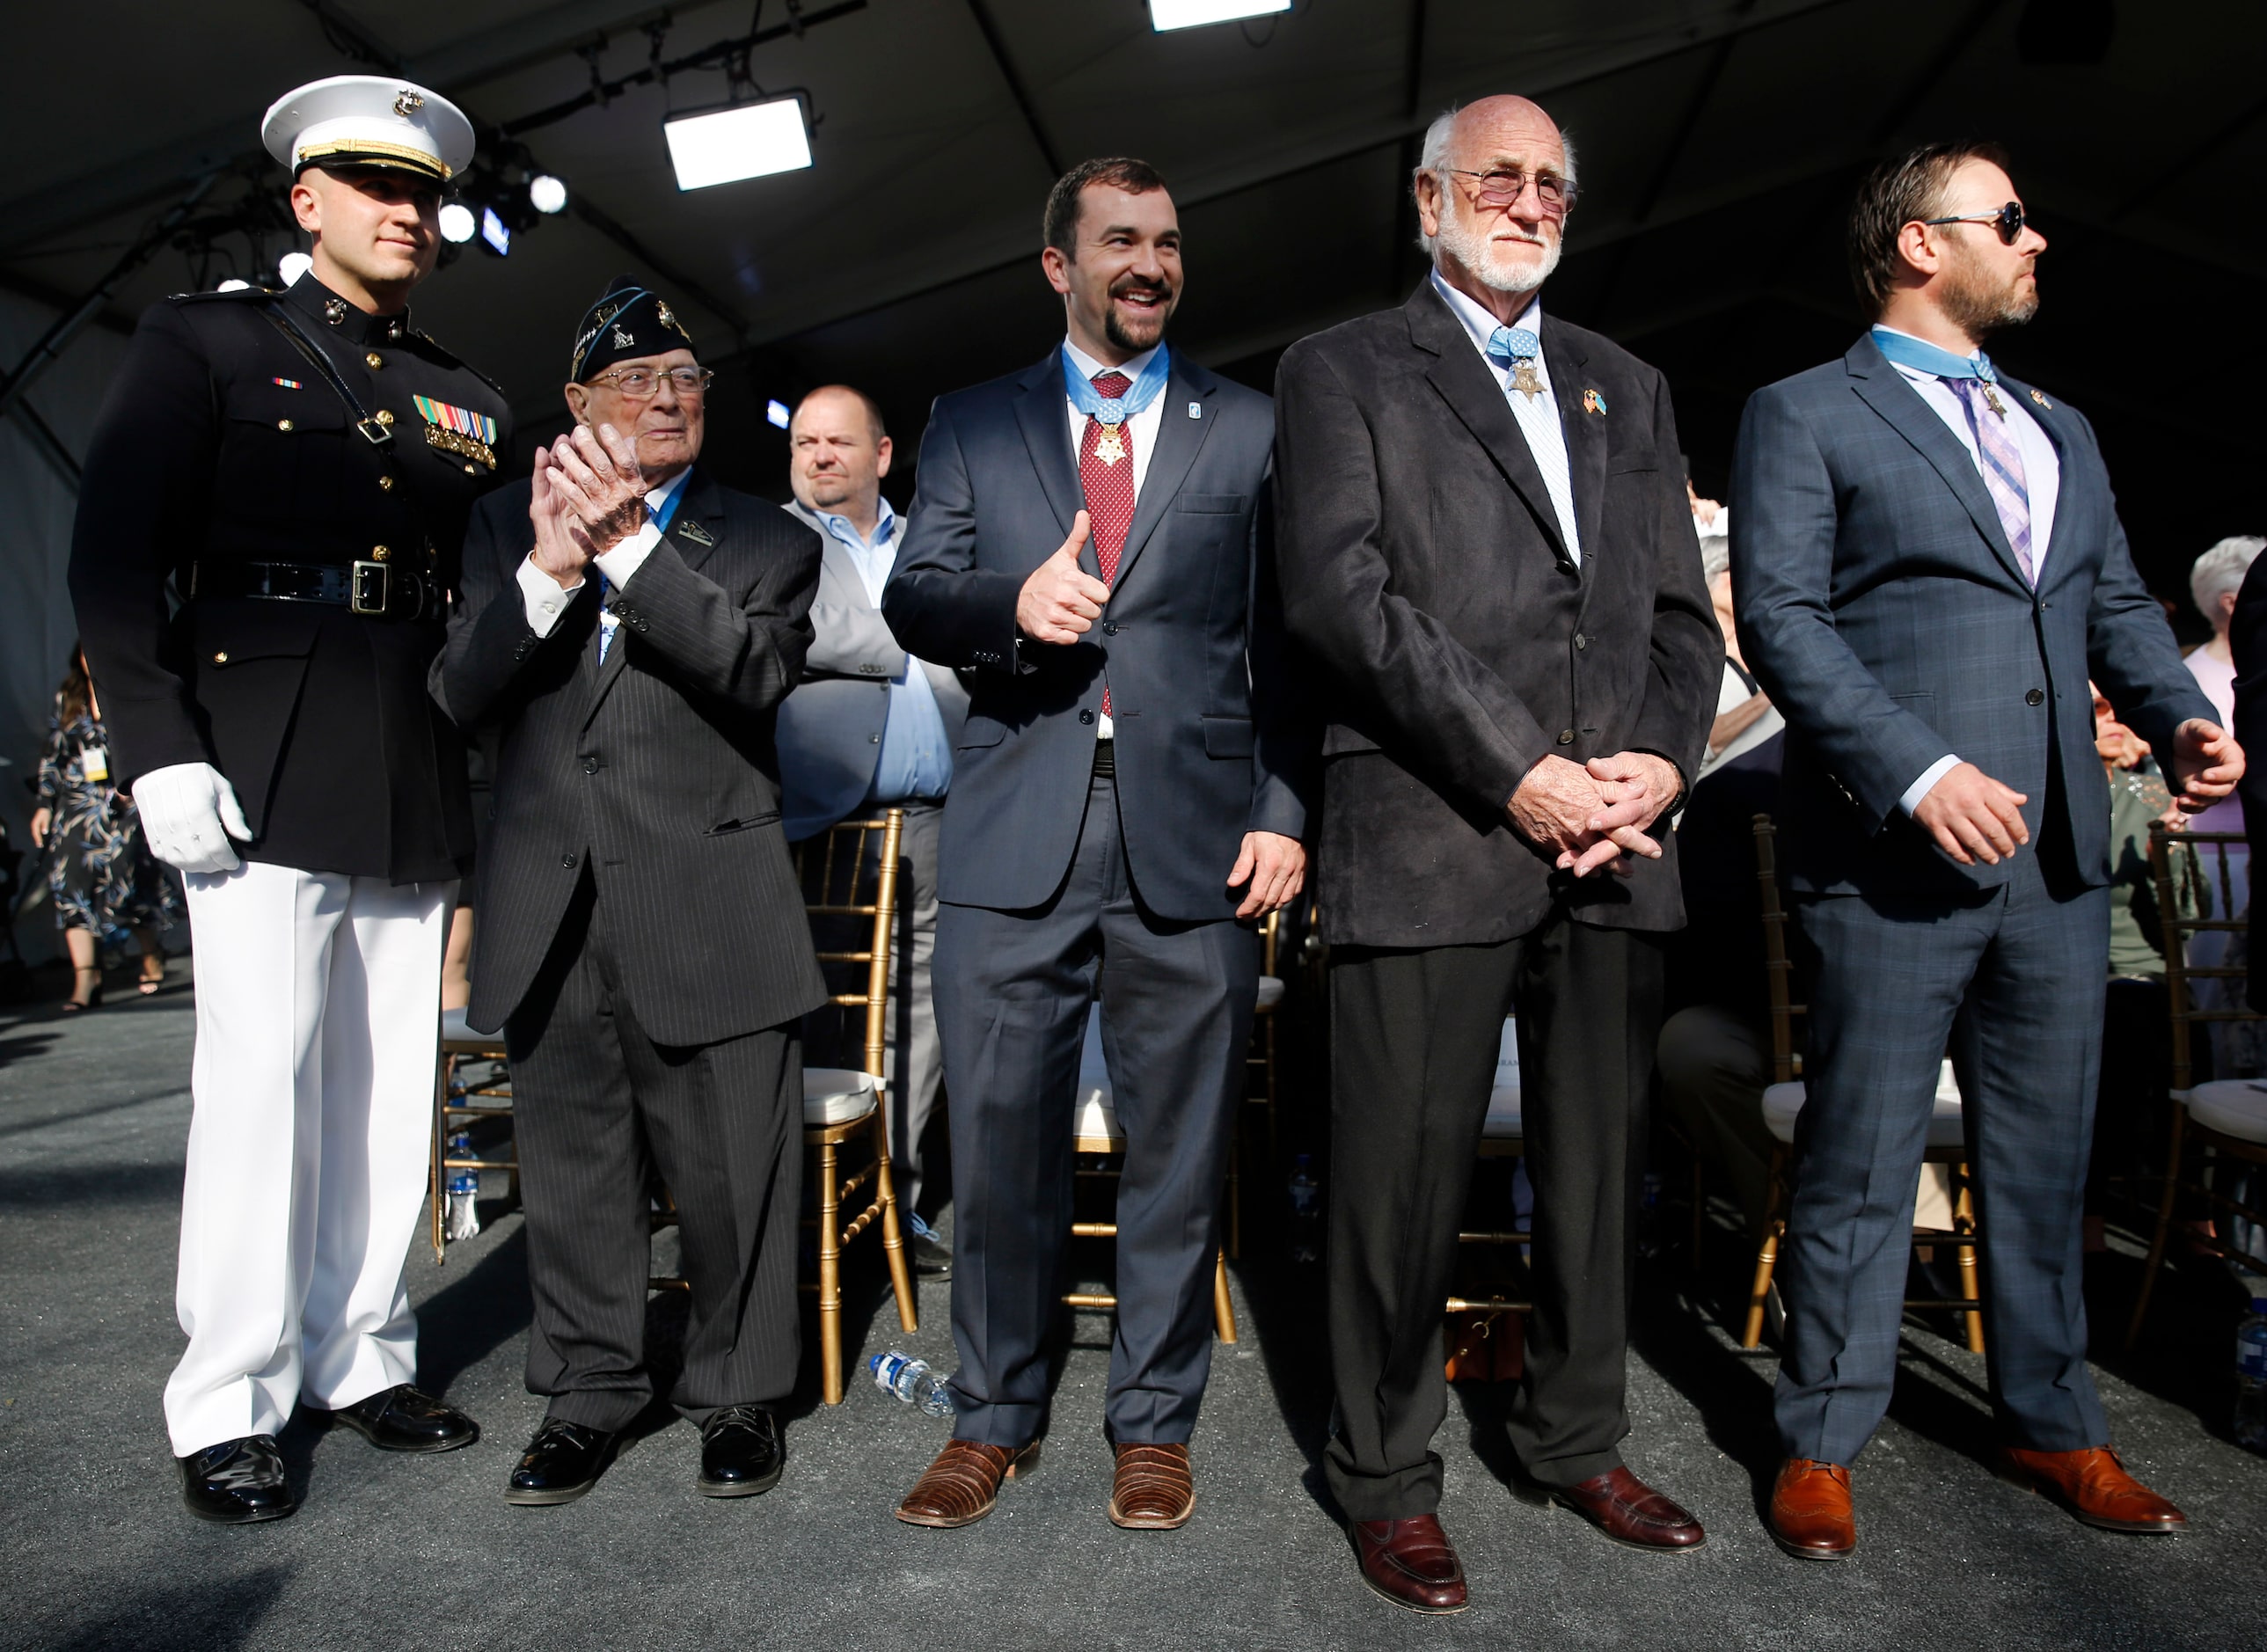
[{"x1": 5, "y1": 977, "x2": 2266, "y2": 1652}]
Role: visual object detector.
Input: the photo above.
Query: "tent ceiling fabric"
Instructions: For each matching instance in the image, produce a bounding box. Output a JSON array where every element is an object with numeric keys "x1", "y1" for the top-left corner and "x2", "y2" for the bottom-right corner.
[{"x1": 1, "y1": 0, "x2": 2261, "y2": 595}]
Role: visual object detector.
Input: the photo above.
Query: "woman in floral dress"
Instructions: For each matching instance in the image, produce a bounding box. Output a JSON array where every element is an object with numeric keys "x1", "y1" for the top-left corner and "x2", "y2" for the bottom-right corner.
[{"x1": 28, "y1": 647, "x2": 180, "y2": 1010}]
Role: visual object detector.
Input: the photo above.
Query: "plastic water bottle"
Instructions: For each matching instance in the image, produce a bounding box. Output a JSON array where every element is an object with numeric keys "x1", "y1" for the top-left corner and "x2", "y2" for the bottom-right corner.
[
  {"x1": 444, "y1": 1131, "x2": 480, "y2": 1241},
  {"x1": 2235, "y1": 1297, "x2": 2267, "y2": 1453},
  {"x1": 1287, "y1": 1154, "x2": 1322, "y2": 1264},
  {"x1": 869, "y1": 1350, "x2": 954, "y2": 1418}
]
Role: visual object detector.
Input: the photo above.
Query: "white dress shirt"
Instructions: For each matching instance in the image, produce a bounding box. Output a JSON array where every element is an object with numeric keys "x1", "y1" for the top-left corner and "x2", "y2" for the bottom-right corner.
[
  {"x1": 1873, "y1": 325, "x2": 2065, "y2": 815},
  {"x1": 1061, "y1": 336, "x2": 1165, "y2": 737},
  {"x1": 517, "y1": 464, "x2": 692, "y2": 640},
  {"x1": 1429, "y1": 268, "x2": 1582, "y2": 566}
]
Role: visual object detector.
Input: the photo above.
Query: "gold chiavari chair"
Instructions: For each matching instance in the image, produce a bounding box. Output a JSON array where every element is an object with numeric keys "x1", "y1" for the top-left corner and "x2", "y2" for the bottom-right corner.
[
  {"x1": 1740, "y1": 815, "x2": 1985, "y2": 1353},
  {"x1": 2125, "y1": 825, "x2": 2267, "y2": 1346},
  {"x1": 793, "y1": 809, "x2": 920, "y2": 1403},
  {"x1": 428, "y1": 1007, "x2": 516, "y2": 1263}
]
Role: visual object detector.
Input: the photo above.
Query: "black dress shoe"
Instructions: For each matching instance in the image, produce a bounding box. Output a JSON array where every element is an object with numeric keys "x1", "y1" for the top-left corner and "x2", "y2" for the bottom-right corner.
[
  {"x1": 506, "y1": 1417, "x2": 618, "y2": 1506},
  {"x1": 179, "y1": 1435, "x2": 296, "y2": 1524},
  {"x1": 911, "y1": 1230, "x2": 952, "y2": 1279},
  {"x1": 315, "y1": 1385, "x2": 479, "y2": 1453},
  {"x1": 698, "y1": 1405, "x2": 785, "y2": 1497}
]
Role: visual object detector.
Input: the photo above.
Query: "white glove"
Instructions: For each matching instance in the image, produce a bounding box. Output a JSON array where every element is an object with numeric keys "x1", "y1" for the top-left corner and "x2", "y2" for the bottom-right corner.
[{"x1": 133, "y1": 762, "x2": 252, "y2": 874}]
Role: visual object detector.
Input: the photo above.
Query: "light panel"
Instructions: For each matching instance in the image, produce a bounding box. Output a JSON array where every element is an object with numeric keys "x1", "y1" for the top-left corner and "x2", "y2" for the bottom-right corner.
[
  {"x1": 1150, "y1": 0, "x2": 1290, "y2": 30},
  {"x1": 664, "y1": 98, "x2": 812, "y2": 191}
]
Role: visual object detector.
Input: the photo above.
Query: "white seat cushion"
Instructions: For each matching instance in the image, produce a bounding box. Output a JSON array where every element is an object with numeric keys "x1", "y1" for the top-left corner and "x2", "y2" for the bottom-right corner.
[
  {"x1": 439, "y1": 1005, "x2": 504, "y2": 1055},
  {"x1": 803, "y1": 1067, "x2": 878, "y2": 1125},
  {"x1": 1255, "y1": 976, "x2": 1285, "y2": 1012},
  {"x1": 1762, "y1": 1060, "x2": 1966, "y2": 1148},
  {"x1": 2185, "y1": 1080, "x2": 2267, "y2": 1144},
  {"x1": 1482, "y1": 1018, "x2": 1522, "y2": 1141},
  {"x1": 1074, "y1": 1005, "x2": 1123, "y2": 1146}
]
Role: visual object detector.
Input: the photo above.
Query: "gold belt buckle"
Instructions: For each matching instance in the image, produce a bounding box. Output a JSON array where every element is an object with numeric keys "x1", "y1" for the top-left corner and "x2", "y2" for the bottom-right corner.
[{"x1": 350, "y1": 559, "x2": 390, "y2": 615}]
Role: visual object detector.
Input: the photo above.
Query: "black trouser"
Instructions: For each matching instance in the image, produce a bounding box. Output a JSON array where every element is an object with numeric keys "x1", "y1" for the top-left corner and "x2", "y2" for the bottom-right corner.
[
  {"x1": 507, "y1": 874, "x2": 802, "y2": 1431},
  {"x1": 933, "y1": 766, "x2": 1257, "y2": 1447},
  {"x1": 1325, "y1": 917, "x2": 1664, "y2": 1519}
]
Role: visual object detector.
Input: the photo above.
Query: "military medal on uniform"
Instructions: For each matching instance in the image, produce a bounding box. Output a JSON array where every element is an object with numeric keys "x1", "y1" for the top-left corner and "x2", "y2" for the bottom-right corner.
[{"x1": 414, "y1": 394, "x2": 499, "y2": 470}]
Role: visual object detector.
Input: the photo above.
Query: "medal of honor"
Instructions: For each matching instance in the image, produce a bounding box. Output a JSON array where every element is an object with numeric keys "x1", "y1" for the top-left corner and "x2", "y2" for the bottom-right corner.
[
  {"x1": 1096, "y1": 424, "x2": 1127, "y2": 465},
  {"x1": 1982, "y1": 383, "x2": 2007, "y2": 417},
  {"x1": 1511, "y1": 361, "x2": 1544, "y2": 401}
]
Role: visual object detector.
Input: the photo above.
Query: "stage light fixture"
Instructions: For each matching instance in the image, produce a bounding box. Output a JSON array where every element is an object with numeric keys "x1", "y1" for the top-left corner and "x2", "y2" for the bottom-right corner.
[
  {"x1": 766, "y1": 398, "x2": 792, "y2": 429},
  {"x1": 528, "y1": 173, "x2": 569, "y2": 214},
  {"x1": 1149, "y1": 0, "x2": 1290, "y2": 30},
  {"x1": 278, "y1": 252, "x2": 313, "y2": 285},
  {"x1": 439, "y1": 201, "x2": 477, "y2": 243},
  {"x1": 479, "y1": 207, "x2": 512, "y2": 257},
  {"x1": 216, "y1": 278, "x2": 252, "y2": 292},
  {"x1": 663, "y1": 97, "x2": 813, "y2": 191}
]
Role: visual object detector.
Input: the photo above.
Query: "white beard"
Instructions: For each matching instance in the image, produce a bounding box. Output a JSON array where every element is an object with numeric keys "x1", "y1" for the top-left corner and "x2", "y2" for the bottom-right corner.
[{"x1": 1436, "y1": 202, "x2": 1562, "y2": 296}]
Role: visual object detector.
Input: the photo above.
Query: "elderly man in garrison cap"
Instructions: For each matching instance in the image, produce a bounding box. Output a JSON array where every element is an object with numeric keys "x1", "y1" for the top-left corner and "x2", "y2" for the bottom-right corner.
[
  {"x1": 434, "y1": 278, "x2": 824, "y2": 1506},
  {"x1": 70, "y1": 75, "x2": 507, "y2": 1524}
]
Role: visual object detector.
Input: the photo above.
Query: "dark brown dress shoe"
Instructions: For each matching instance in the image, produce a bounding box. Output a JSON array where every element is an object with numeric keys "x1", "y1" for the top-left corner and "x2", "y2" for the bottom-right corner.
[
  {"x1": 895, "y1": 1437, "x2": 1041, "y2": 1528},
  {"x1": 1998, "y1": 1445, "x2": 2187, "y2": 1533},
  {"x1": 1769, "y1": 1458, "x2": 1857, "y2": 1561},
  {"x1": 1549, "y1": 1466, "x2": 1707, "y2": 1551},
  {"x1": 1351, "y1": 1515, "x2": 1468, "y2": 1614},
  {"x1": 1109, "y1": 1442, "x2": 1195, "y2": 1529}
]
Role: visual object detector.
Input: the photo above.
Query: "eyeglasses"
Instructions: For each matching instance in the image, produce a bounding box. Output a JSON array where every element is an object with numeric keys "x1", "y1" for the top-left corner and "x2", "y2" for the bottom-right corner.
[
  {"x1": 1443, "y1": 167, "x2": 1577, "y2": 216},
  {"x1": 1919, "y1": 201, "x2": 2027, "y2": 245},
  {"x1": 587, "y1": 365, "x2": 714, "y2": 398}
]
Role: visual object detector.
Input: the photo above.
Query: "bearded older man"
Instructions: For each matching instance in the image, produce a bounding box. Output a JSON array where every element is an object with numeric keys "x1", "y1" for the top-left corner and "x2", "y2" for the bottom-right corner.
[{"x1": 1274, "y1": 96, "x2": 1719, "y2": 1611}]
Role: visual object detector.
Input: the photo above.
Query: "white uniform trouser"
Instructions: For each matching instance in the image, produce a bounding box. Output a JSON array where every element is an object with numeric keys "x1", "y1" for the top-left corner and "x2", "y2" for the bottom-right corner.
[{"x1": 165, "y1": 860, "x2": 452, "y2": 1456}]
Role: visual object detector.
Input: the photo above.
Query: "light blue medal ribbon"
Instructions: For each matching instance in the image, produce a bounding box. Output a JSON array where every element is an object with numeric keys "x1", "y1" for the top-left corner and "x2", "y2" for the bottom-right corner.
[
  {"x1": 1868, "y1": 325, "x2": 1997, "y2": 384},
  {"x1": 1061, "y1": 342, "x2": 1174, "y2": 425}
]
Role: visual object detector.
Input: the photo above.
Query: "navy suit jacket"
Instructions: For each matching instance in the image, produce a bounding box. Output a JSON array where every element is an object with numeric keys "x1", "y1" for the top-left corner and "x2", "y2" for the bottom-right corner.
[
  {"x1": 881, "y1": 347, "x2": 1315, "y2": 921},
  {"x1": 1731, "y1": 333, "x2": 2211, "y2": 896}
]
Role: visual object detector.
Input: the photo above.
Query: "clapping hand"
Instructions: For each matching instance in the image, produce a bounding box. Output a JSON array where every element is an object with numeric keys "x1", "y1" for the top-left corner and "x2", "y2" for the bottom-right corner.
[
  {"x1": 528, "y1": 450, "x2": 594, "y2": 588},
  {"x1": 545, "y1": 422, "x2": 648, "y2": 553}
]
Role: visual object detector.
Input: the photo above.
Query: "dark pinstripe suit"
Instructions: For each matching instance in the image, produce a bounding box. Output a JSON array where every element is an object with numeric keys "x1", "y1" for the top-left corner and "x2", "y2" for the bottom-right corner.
[
  {"x1": 1733, "y1": 336, "x2": 2213, "y2": 1466},
  {"x1": 433, "y1": 466, "x2": 828, "y2": 1427}
]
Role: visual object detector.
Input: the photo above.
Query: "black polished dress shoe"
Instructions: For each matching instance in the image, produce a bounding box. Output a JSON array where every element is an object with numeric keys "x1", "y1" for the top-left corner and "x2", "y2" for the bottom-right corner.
[
  {"x1": 506, "y1": 1417, "x2": 618, "y2": 1506},
  {"x1": 314, "y1": 1385, "x2": 479, "y2": 1453},
  {"x1": 698, "y1": 1404, "x2": 786, "y2": 1497},
  {"x1": 179, "y1": 1435, "x2": 296, "y2": 1524},
  {"x1": 910, "y1": 1231, "x2": 952, "y2": 1279}
]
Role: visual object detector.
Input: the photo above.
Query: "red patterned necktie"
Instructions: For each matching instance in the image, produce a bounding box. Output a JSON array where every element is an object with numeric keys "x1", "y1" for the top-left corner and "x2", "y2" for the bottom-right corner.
[{"x1": 1078, "y1": 369, "x2": 1136, "y2": 716}]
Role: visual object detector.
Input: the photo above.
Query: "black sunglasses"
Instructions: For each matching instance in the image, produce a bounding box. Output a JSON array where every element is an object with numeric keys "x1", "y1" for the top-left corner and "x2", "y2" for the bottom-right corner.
[{"x1": 1920, "y1": 201, "x2": 2027, "y2": 245}]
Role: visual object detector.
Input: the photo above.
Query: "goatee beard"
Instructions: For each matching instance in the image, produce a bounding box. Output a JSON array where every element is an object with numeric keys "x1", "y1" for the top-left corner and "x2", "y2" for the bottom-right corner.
[
  {"x1": 1105, "y1": 301, "x2": 1170, "y2": 355},
  {"x1": 1941, "y1": 240, "x2": 2038, "y2": 337}
]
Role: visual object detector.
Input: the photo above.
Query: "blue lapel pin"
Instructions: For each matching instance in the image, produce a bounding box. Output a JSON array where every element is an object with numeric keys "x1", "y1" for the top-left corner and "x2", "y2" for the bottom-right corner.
[{"x1": 1188, "y1": 401, "x2": 1203, "y2": 419}]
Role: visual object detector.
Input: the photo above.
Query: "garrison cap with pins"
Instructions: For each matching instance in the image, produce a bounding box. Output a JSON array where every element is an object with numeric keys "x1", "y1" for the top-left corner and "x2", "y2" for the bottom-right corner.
[
  {"x1": 571, "y1": 274, "x2": 697, "y2": 384},
  {"x1": 260, "y1": 74, "x2": 475, "y2": 184}
]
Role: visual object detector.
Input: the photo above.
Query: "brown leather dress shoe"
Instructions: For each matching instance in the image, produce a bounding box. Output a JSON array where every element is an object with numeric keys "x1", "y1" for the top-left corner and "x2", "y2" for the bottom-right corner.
[
  {"x1": 1998, "y1": 1444, "x2": 2187, "y2": 1533},
  {"x1": 895, "y1": 1438, "x2": 1041, "y2": 1529},
  {"x1": 1352, "y1": 1514, "x2": 1468, "y2": 1614},
  {"x1": 1550, "y1": 1466, "x2": 1707, "y2": 1552},
  {"x1": 1769, "y1": 1458, "x2": 1856, "y2": 1561},
  {"x1": 1109, "y1": 1442, "x2": 1195, "y2": 1529}
]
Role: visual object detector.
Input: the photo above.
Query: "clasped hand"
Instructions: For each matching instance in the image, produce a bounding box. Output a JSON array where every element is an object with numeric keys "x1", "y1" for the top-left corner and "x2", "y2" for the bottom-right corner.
[
  {"x1": 1508, "y1": 752, "x2": 1677, "y2": 878},
  {"x1": 528, "y1": 422, "x2": 647, "y2": 587}
]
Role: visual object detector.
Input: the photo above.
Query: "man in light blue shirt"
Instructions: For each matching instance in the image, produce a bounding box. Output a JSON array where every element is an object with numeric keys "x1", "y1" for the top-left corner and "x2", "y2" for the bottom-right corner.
[{"x1": 778, "y1": 385, "x2": 967, "y2": 1275}]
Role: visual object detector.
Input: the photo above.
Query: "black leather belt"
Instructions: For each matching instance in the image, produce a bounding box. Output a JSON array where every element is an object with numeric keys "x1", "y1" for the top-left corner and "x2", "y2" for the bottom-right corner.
[{"x1": 194, "y1": 559, "x2": 432, "y2": 620}]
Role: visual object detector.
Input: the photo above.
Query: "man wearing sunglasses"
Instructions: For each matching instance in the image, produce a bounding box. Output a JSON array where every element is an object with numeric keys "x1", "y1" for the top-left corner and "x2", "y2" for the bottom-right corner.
[
  {"x1": 1274, "y1": 95, "x2": 1720, "y2": 1611},
  {"x1": 1733, "y1": 143, "x2": 2241, "y2": 1561},
  {"x1": 434, "y1": 277, "x2": 825, "y2": 1507}
]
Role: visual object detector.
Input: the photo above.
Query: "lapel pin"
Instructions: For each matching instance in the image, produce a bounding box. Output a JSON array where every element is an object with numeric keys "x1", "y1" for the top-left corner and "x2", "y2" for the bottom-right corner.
[
  {"x1": 1188, "y1": 401, "x2": 1203, "y2": 419},
  {"x1": 2029, "y1": 388, "x2": 2052, "y2": 409},
  {"x1": 1582, "y1": 387, "x2": 1607, "y2": 416},
  {"x1": 678, "y1": 520, "x2": 715, "y2": 546}
]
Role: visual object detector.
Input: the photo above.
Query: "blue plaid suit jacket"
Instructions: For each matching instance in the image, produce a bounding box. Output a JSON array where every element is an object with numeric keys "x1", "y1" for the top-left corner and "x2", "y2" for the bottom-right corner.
[{"x1": 1730, "y1": 333, "x2": 2212, "y2": 896}]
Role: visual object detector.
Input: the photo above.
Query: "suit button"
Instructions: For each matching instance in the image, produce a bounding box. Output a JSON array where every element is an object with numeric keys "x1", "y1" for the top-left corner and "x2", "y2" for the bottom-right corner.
[
  {"x1": 2025, "y1": 689, "x2": 2045, "y2": 706},
  {"x1": 1557, "y1": 728, "x2": 1575, "y2": 745},
  {"x1": 869, "y1": 734, "x2": 881, "y2": 743},
  {"x1": 561, "y1": 852, "x2": 578, "y2": 868},
  {"x1": 1102, "y1": 622, "x2": 1119, "y2": 636},
  {"x1": 582, "y1": 757, "x2": 599, "y2": 774},
  {"x1": 1574, "y1": 633, "x2": 1588, "y2": 650},
  {"x1": 1079, "y1": 709, "x2": 1096, "y2": 725}
]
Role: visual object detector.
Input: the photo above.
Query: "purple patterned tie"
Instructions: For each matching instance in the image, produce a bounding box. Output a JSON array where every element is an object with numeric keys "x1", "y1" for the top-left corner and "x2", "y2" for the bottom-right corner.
[{"x1": 1951, "y1": 378, "x2": 2034, "y2": 587}]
